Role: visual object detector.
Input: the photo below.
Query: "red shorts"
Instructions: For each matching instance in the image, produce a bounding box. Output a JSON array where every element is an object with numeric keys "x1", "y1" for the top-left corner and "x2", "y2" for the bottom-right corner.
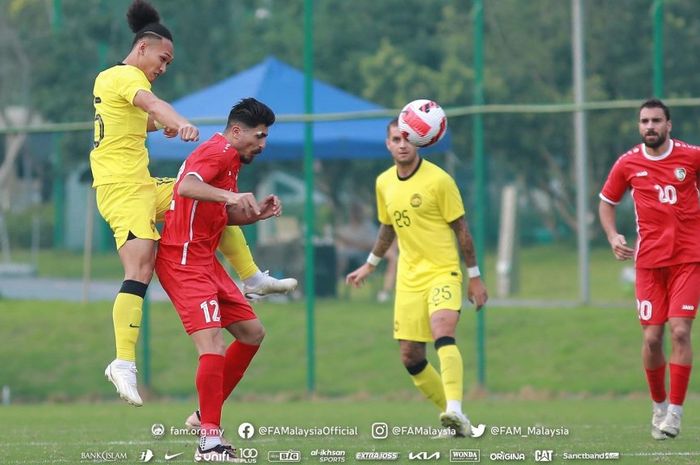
[
  {"x1": 155, "y1": 257, "x2": 256, "y2": 335},
  {"x1": 635, "y1": 263, "x2": 700, "y2": 325}
]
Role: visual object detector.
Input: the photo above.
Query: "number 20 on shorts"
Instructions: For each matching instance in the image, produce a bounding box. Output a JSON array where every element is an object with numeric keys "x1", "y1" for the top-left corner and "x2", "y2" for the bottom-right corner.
[{"x1": 636, "y1": 299, "x2": 652, "y2": 321}]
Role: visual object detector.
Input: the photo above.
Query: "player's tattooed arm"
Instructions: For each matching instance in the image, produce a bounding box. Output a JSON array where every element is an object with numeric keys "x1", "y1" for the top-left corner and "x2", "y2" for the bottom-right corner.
[
  {"x1": 450, "y1": 216, "x2": 478, "y2": 268},
  {"x1": 371, "y1": 224, "x2": 397, "y2": 258}
]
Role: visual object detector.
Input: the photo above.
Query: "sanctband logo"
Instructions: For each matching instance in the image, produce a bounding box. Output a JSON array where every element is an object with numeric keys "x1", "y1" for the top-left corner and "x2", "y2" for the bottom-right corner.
[
  {"x1": 408, "y1": 451, "x2": 441, "y2": 461},
  {"x1": 449, "y1": 449, "x2": 480, "y2": 462}
]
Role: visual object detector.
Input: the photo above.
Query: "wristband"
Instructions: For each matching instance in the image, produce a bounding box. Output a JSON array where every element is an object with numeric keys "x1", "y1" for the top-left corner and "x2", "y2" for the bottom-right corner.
[
  {"x1": 467, "y1": 266, "x2": 481, "y2": 278},
  {"x1": 366, "y1": 253, "x2": 382, "y2": 267}
]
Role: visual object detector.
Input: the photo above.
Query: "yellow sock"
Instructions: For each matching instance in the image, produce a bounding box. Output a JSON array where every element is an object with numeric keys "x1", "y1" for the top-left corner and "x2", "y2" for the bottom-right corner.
[
  {"x1": 113, "y1": 292, "x2": 143, "y2": 361},
  {"x1": 409, "y1": 362, "x2": 446, "y2": 411},
  {"x1": 437, "y1": 344, "x2": 463, "y2": 404},
  {"x1": 219, "y1": 226, "x2": 259, "y2": 280}
]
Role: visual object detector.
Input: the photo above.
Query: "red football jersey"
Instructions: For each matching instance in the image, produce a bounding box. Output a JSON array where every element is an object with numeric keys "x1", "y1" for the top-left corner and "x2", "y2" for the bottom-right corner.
[
  {"x1": 600, "y1": 139, "x2": 700, "y2": 268},
  {"x1": 158, "y1": 133, "x2": 240, "y2": 265}
]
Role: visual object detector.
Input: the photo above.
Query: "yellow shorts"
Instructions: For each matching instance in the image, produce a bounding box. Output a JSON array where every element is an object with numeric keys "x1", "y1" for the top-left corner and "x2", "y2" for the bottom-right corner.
[
  {"x1": 95, "y1": 177, "x2": 175, "y2": 249},
  {"x1": 153, "y1": 177, "x2": 175, "y2": 222},
  {"x1": 393, "y1": 275, "x2": 463, "y2": 342}
]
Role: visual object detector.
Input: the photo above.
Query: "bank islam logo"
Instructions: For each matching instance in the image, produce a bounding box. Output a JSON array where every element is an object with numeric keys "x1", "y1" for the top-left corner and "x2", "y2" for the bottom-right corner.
[
  {"x1": 449, "y1": 449, "x2": 480, "y2": 463},
  {"x1": 238, "y1": 422, "x2": 255, "y2": 439},
  {"x1": 534, "y1": 450, "x2": 554, "y2": 462},
  {"x1": 408, "y1": 451, "x2": 441, "y2": 461}
]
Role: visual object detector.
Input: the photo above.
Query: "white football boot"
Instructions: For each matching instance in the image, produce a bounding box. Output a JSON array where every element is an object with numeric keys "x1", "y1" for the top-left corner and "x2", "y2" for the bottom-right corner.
[
  {"x1": 243, "y1": 271, "x2": 297, "y2": 300},
  {"x1": 439, "y1": 410, "x2": 471, "y2": 438},
  {"x1": 104, "y1": 359, "x2": 142, "y2": 406},
  {"x1": 659, "y1": 407, "x2": 682, "y2": 438},
  {"x1": 651, "y1": 402, "x2": 668, "y2": 440}
]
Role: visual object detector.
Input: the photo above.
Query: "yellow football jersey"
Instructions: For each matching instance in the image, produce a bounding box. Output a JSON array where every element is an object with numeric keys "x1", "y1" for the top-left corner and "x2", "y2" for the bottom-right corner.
[
  {"x1": 90, "y1": 64, "x2": 152, "y2": 187},
  {"x1": 376, "y1": 158, "x2": 465, "y2": 291}
]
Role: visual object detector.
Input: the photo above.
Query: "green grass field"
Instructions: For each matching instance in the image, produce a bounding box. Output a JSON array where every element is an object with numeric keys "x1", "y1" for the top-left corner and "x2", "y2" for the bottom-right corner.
[
  {"x1": 2, "y1": 244, "x2": 697, "y2": 463},
  {"x1": 10, "y1": 243, "x2": 634, "y2": 302},
  {"x1": 1, "y1": 298, "x2": 682, "y2": 401},
  {"x1": 3, "y1": 297, "x2": 700, "y2": 463},
  {"x1": 4, "y1": 399, "x2": 700, "y2": 464}
]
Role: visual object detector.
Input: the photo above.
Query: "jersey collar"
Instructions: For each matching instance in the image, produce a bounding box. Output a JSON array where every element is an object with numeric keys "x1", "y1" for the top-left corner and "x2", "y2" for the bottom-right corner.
[
  {"x1": 642, "y1": 139, "x2": 674, "y2": 161},
  {"x1": 397, "y1": 157, "x2": 422, "y2": 181}
]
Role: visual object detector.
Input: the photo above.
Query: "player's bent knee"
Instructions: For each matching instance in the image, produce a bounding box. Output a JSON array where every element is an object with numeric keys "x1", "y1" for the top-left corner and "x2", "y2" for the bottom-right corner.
[
  {"x1": 239, "y1": 324, "x2": 265, "y2": 345},
  {"x1": 434, "y1": 336, "x2": 456, "y2": 350},
  {"x1": 400, "y1": 349, "x2": 425, "y2": 368},
  {"x1": 405, "y1": 358, "x2": 428, "y2": 375},
  {"x1": 249, "y1": 327, "x2": 265, "y2": 345}
]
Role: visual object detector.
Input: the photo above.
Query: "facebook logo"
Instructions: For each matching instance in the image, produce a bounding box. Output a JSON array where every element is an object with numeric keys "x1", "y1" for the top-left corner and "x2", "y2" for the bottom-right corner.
[{"x1": 238, "y1": 422, "x2": 255, "y2": 439}]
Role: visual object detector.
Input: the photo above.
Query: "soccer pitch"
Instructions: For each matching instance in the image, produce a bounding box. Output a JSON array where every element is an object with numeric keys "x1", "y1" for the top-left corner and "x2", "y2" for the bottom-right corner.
[
  {"x1": 3, "y1": 296, "x2": 700, "y2": 464},
  {"x1": 4, "y1": 398, "x2": 700, "y2": 464}
]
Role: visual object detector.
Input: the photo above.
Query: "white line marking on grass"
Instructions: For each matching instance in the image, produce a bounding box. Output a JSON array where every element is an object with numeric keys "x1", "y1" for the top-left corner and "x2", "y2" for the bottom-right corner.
[
  {"x1": 627, "y1": 451, "x2": 700, "y2": 457},
  {"x1": 3, "y1": 460, "x2": 70, "y2": 464},
  {"x1": 16, "y1": 439, "x2": 194, "y2": 446}
]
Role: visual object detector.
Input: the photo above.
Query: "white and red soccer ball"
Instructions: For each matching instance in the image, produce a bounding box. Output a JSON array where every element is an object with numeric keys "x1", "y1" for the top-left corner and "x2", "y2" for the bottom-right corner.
[{"x1": 397, "y1": 99, "x2": 447, "y2": 148}]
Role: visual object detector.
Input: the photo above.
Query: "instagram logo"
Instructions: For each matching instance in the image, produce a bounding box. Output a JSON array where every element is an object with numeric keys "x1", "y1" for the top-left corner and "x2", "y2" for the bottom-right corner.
[{"x1": 371, "y1": 422, "x2": 388, "y2": 439}]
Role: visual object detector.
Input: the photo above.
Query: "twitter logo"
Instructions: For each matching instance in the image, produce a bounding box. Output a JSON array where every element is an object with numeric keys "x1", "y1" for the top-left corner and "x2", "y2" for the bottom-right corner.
[{"x1": 470, "y1": 423, "x2": 486, "y2": 438}]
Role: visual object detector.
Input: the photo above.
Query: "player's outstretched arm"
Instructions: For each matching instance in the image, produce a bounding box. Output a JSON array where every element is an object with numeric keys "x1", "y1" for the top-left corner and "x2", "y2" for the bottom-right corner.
[
  {"x1": 133, "y1": 90, "x2": 199, "y2": 141},
  {"x1": 346, "y1": 224, "x2": 396, "y2": 288},
  {"x1": 450, "y1": 216, "x2": 488, "y2": 310},
  {"x1": 178, "y1": 174, "x2": 260, "y2": 218},
  {"x1": 598, "y1": 200, "x2": 634, "y2": 260},
  {"x1": 146, "y1": 115, "x2": 179, "y2": 138}
]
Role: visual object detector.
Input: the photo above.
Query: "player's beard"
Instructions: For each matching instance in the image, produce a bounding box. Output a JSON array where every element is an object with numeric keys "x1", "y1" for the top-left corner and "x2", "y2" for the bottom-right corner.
[{"x1": 643, "y1": 131, "x2": 667, "y2": 149}]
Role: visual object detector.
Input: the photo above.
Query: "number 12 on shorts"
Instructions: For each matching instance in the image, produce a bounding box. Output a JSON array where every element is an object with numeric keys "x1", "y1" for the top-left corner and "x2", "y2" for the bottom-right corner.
[{"x1": 200, "y1": 299, "x2": 221, "y2": 323}]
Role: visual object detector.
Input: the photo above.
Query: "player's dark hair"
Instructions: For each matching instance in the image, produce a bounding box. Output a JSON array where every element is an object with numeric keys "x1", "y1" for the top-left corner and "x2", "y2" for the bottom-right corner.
[
  {"x1": 387, "y1": 117, "x2": 399, "y2": 135},
  {"x1": 226, "y1": 98, "x2": 276, "y2": 129},
  {"x1": 127, "y1": 0, "x2": 173, "y2": 46},
  {"x1": 640, "y1": 98, "x2": 670, "y2": 121}
]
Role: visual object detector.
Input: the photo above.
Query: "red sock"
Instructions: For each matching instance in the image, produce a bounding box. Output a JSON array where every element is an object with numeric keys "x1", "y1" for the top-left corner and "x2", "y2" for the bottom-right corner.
[
  {"x1": 196, "y1": 353, "x2": 225, "y2": 434},
  {"x1": 669, "y1": 363, "x2": 692, "y2": 405},
  {"x1": 644, "y1": 364, "x2": 667, "y2": 403},
  {"x1": 222, "y1": 341, "x2": 260, "y2": 400}
]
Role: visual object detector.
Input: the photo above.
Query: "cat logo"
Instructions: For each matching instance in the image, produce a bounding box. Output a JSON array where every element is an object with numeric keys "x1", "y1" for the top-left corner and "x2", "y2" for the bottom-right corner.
[
  {"x1": 410, "y1": 193, "x2": 422, "y2": 208},
  {"x1": 675, "y1": 168, "x2": 686, "y2": 181}
]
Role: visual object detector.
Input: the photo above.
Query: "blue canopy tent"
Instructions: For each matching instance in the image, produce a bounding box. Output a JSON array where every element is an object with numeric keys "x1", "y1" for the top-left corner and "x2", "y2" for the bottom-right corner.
[{"x1": 148, "y1": 56, "x2": 450, "y2": 161}]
